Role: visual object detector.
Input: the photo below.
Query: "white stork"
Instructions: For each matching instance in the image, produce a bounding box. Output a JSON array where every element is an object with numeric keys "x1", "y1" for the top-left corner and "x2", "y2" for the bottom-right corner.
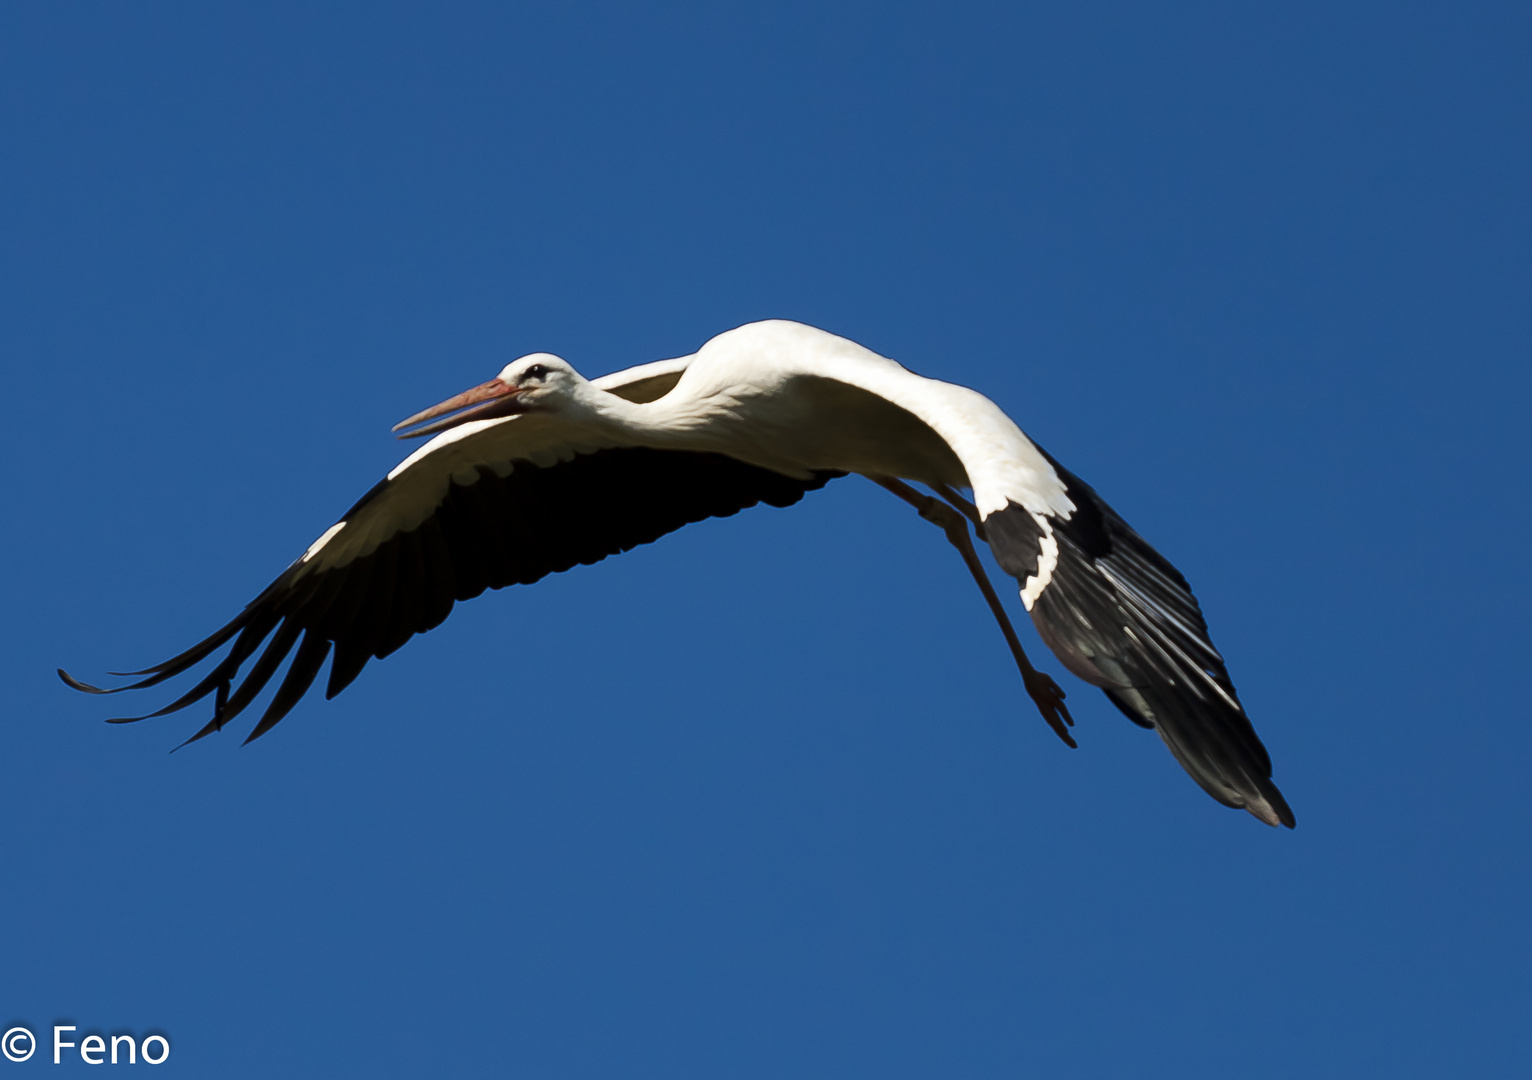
[{"x1": 62, "y1": 320, "x2": 1294, "y2": 827}]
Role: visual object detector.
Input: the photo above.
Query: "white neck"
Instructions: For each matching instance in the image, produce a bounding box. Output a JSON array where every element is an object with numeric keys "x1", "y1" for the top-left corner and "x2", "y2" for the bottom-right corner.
[{"x1": 566, "y1": 374, "x2": 726, "y2": 450}]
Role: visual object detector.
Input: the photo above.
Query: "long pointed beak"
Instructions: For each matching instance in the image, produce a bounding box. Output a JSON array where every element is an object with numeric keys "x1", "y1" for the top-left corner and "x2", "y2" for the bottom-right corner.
[{"x1": 392, "y1": 378, "x2": 526, "y2": 439}]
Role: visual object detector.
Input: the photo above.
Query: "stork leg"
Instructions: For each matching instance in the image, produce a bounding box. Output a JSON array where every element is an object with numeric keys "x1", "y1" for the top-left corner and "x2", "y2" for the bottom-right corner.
[
  {"x1": 931, "y1": 481, "x2": 985, "y2": 535},
  {"x1": 869, "y1": 475, "x2": 1076, "y2": 748}
]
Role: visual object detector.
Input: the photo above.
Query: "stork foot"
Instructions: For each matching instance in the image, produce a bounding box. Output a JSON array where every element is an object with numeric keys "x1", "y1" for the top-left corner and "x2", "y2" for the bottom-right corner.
[
  {"x1": 914, "y1": 498, "x2": 967, "y2": 537},
  {"x1": 869, "y1": 474, "x2": 1079, "y2": 749},
  {"x1": 1024, "y1": 670, "x2": 1077, "y2": 748}
]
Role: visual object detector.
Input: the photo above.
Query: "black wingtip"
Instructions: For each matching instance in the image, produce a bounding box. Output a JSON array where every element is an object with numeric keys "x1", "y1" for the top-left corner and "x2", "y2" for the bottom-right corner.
[
  {"x1": 172, "y1": 718, "x2": 225, "y2": 752},
  {"x1": 59, "y1": 668, "x2": 111, "y2": 694},
  {"x1": 1266, "y1": 787, "x2": 1297, "y2": 830}
]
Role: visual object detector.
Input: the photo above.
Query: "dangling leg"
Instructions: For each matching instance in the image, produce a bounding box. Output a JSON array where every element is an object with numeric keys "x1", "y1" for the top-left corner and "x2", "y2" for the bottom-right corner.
[
  {"x1": 869, "y1": 475, "x2": 1076, "y2": 748},
  {"x1": 930, "y1": 481, "x2": 984, "y2": 534}
]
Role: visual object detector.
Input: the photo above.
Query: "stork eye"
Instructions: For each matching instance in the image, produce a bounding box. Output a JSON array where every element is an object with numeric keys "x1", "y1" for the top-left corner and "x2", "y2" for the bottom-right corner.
[{"x1": 522, "y1": 364, "x2": 549, "y2": 384}]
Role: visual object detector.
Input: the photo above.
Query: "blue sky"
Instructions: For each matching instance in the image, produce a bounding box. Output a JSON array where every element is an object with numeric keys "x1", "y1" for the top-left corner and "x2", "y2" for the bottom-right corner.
[{"x1": 3, "y1": 2, "x2": 1529, "y2": 1076}]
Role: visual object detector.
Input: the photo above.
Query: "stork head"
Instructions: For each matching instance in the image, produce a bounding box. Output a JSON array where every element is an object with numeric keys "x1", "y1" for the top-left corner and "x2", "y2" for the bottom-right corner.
[{"x1": 392, "y1": 353, "x2": 583, "y2": 438}]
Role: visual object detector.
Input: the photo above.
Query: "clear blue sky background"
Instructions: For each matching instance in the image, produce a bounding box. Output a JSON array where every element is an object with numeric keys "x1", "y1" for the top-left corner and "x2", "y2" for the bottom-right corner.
[{"x1": 3, "y1": 3, "x2": 1528, "y2": 1076}]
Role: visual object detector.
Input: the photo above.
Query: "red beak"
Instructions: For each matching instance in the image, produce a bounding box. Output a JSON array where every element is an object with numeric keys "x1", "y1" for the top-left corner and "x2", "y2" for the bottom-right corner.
[{"x1": 392, "y1": 378, "x2": 526, "y2": 439}]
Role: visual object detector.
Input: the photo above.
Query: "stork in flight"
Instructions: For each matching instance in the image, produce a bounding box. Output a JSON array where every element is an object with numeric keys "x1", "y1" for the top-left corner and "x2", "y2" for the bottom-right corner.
[{"x1": 61, "y1": 320, "x2": 1294, "y2": 827}]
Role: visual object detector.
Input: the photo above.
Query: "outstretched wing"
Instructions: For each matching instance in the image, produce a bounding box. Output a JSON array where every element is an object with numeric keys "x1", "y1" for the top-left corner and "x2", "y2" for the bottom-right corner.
[
  {"x1": 62, "y1": 362, "x2": 841, "y2": 744},
  {"x1": 985, "y1": 450, "x2": 1293, "y2": 828}
]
